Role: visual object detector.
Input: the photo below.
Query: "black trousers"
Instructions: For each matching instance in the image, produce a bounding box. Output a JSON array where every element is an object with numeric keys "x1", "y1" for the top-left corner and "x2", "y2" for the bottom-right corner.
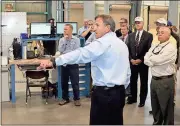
[
  {"x1": 61, "y1": 64, "x2": 80, "y2": 100},
  {"x1": 129, "y1": 63, "x2": 149, "y2": 104},
  {"x1": 90, "y1": 85, "x2": 125, "y2": 125}
]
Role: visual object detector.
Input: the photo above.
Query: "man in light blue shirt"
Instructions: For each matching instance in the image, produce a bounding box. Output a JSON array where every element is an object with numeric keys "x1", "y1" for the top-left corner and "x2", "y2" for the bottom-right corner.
[
  {"x1": 38, "y1": 14, "x2": 131, "y2": 125},
  {"x1": 59, "y1": 34, "x2": 80, "y2": 54},
  {"x1": 58, "y1": 24, "x2": 81, "y2": 106}
]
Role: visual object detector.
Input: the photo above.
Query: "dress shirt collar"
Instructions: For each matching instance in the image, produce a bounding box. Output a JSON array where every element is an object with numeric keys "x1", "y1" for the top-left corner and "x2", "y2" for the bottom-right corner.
[
  {"x1": 64, "y1": 35, "x2": 76, "y2": 40},
  {"x1": 120, "y1": 34, "x2": 128, "y2": 42},
  {"x1": 135, "y1": 29, "x2": 144, "y2": 41},
  {"x1": 71, "y1": 35, "x2": 76, "y2": 39},
  {"x1": 122, "y1": 34, "x2": 128, "y2": 39},
  {"x1": 136, "y1": 29, "x2": 143, "y2": 35},
  {"x1": 98, "y1": 31, "x2": 115, "y2": 39}
]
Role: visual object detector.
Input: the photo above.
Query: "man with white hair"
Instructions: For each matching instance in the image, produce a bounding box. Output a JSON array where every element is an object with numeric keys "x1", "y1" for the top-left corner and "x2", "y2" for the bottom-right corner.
[
  {"x1": 78, "y1": 19, "x2": 89, "y2": 36},
  {"x1": 153, "y1": 18, "x2": 177, "y2": 46},
  {"x1": 148, "y1": 18, "x2": 178, "y2": 114},
  {"x1": 144, "y1": 27, "x2": 176, "y2": 125},
  {"x1": 148, "y1": 18, "x2": 168, "y2": 114}
]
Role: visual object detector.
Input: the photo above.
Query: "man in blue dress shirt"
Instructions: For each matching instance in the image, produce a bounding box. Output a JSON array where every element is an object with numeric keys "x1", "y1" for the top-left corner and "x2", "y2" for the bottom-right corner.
[
  {"x1": 58, "y1": 24, "x2": 81, "y2": 106},
  {"x1": 38, "y1": 14, "x2": 131, "y2": 125}
]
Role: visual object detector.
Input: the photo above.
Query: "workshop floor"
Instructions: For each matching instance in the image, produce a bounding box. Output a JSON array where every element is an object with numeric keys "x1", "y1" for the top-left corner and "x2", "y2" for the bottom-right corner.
[{"x1": 1, "y1": 67, "x2": 180, "y2": 125}]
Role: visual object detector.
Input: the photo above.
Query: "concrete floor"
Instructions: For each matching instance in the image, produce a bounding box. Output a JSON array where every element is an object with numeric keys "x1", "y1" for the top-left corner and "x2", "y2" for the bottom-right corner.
[{"x1": 1, "y1": 67, "x2": 180, "y2": 125}]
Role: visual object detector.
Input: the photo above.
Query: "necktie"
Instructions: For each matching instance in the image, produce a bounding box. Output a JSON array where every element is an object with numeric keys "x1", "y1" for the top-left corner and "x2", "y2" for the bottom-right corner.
[
  {"x1": 136, "y1": 31, "x2": 140, "y2": 44},
  {"x1": 135, "y1": 31, "x2": 140, "y2": 56}
]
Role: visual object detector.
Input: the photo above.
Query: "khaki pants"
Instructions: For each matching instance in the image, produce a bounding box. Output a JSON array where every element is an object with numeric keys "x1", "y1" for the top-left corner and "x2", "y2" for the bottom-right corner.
[{"x1": 151, "y1": 76, "x2": 174, "y2": 125}]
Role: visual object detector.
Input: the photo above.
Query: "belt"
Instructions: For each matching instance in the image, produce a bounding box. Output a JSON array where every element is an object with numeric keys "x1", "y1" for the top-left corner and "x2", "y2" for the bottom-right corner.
[
  {"x1": 92, "y1": 85, "x2": 124, "y2": 91},
  {"x1": 152, "y1": 75, "x2": 173, "y2": 80}
]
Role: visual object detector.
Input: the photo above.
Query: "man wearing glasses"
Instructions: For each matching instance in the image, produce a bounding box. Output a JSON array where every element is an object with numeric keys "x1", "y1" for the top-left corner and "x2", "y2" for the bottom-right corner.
[
  {"x1": 152, "y1": 18, "x2": 169, "y2": 44},
  {"x1": 149, "y1": 18, "x2": 178, "y2": 114},
  {"x1": 115, "y1": 18, "x2": 132, "y2": 37},
  {"x1": 152, "y1": 18, "x2": 177, "y2": 47},
  {"x1": 148, "y1": 18, "x2": 167, "y2": 114},
  {"x1": 144, "y1": 27, "x2": 176, "y2": 125}
]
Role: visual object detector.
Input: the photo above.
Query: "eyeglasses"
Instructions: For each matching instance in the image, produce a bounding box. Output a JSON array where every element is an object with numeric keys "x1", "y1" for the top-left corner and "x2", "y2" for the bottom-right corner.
[{"x1": 152, "y1": 42, "x2": 169, "y2": 55}]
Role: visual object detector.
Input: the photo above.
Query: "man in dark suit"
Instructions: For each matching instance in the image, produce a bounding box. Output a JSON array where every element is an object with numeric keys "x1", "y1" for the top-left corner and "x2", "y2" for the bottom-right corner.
[
  {"x1": 126, "y1": 17, "x2": 153, "y2": 107},
  {"x1": 115, "y1": 18, "x2": 132, "y2": 37}
]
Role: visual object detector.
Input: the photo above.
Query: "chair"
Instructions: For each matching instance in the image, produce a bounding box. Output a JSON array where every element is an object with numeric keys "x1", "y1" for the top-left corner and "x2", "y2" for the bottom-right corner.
[{"x1": 25, "y1": 70, "x2": 49, "y2": 104}]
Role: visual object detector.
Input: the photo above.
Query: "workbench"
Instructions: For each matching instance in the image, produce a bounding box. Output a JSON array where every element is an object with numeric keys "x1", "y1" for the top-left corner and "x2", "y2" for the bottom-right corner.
[
  {"x1": 9, "y1": 58, "x2": 90, "y2": 103},
  {"x1": 9, "y1": 58, "x2": 61, "y2": 103},
  {"x1": 7, "y1": 37, "x2": 90, "y2": 103}
]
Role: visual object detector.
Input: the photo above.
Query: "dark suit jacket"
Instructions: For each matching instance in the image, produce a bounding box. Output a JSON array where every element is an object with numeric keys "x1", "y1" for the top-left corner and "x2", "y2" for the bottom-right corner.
[{"x1": 126, "y1": 30, "x2": 153, "y2": 63}]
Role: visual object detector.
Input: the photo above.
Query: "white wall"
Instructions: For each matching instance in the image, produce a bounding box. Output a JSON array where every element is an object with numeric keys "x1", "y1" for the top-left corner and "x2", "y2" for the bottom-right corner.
[{"x1": 2, "y1": 12, "x2": 27, "y2": 56}]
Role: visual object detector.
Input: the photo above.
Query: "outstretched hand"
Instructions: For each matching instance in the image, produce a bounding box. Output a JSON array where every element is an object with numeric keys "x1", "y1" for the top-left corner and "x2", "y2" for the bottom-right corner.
[{"x1": 37, "y1": 60, "x2": 53, "y2": 70}]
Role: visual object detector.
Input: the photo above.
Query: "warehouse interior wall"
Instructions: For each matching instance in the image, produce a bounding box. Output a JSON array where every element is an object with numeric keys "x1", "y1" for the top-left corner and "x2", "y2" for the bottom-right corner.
[
  {"x1": 109, "y1": 4, "x2": 131, "y2": 30},
  {"x1": 140, "y1": 5, "x2": 148, "y2": 31},
  {"x1": 15, "y1": 2, "x2": 46, "y2": 22},
  {"x1": 148, "y1": 6, "x2": 168, "y2": 30},
  {"x1": 1, "y1": 1, "x2": 180, "y2": 33},
  {"x1": 84, "y1": 1, "x2": 95, "y2": 21},
  {"x1": 2, "y1": 1, "x2": 47, "y2": 23},
  {"x1": 64, "y1": 3, "x2": 84, "y2": 29},
  {"x1": 95, "y1": 4, "x2": 131, "y2": 31},
  {"x1": 168, "y1": 1, "x2": 179, "y2": 36},
  {"x1": 95, "y1": 4, "x2": 104, "y2": 15}
]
